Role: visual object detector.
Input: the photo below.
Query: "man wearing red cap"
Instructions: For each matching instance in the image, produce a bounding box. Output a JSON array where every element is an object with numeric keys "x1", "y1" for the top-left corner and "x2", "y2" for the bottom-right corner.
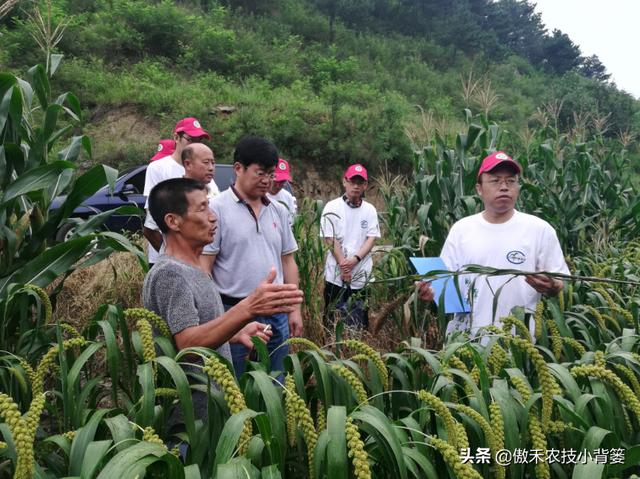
[
  {"x1": 418, "y1": 151, "x2": 568, "y2": 336},
  {"x1": 320, "y1": 164, "x2": 380, "y2": 328},
  {"x1": 267, "y1": 158, "x2": 297, "y2": 226},
  {"x1": 150, "y1": 139, "x2": 176, "y2": 162},
  {"x1": 143, "y1": 117, "x2": 214, "y2": 267}
]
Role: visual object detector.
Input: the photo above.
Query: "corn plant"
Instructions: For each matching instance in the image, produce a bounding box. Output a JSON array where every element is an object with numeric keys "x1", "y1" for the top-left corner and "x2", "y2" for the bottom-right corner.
[
  {"x1": 293, "y1": 197, "x2": 330, "y2": 343},
  {"x1": 0, "y1": 62, "x2": 144, "y2": 355}
]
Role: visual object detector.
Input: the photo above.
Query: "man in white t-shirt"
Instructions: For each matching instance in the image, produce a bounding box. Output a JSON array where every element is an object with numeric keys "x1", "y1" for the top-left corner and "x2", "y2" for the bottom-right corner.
[
  {"x1": 143, "y1": 117, "x2": 211, "y2": 267},
  {"x1": 320, "y1": 164, "x2": 381, "y2": 329},
  {"x1": 418, "y1": 151, "x2": 568, "y2": 336},
  {"x1": 267, "y1": 158, "x2": 297, "y2": 226}
]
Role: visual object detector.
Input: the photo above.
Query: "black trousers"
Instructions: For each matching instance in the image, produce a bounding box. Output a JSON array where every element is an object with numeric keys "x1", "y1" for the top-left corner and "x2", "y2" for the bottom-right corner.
[{"x1": 323, "y1": 281, "x2": 369, "y2": 329}]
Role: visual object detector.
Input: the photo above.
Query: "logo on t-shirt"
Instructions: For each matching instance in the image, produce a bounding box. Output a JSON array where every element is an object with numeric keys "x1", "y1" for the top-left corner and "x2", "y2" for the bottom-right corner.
[
  {"x1": 506, "y1": 250, "x2": 526, "y2": 264},
  {"x1": 360, "y1": 220, "x2": 368, "y2": 229}
]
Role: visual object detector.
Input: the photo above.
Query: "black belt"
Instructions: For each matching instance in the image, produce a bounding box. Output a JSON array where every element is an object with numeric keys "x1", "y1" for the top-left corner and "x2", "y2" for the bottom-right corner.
[{"x1": 220, "y1": 294, "x2": 245, "y2": 306}]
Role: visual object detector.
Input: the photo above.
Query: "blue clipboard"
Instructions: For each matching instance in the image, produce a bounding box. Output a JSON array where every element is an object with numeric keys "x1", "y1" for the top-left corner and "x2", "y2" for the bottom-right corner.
[{"x1": 410, "y1": 257, "x2": 471, "y2": 314}]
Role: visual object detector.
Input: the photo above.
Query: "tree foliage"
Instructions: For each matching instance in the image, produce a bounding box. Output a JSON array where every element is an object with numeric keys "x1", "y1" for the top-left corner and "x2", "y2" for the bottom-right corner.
[{"x1": 0, "y1": 0, "x2": 637, "y2": 170}]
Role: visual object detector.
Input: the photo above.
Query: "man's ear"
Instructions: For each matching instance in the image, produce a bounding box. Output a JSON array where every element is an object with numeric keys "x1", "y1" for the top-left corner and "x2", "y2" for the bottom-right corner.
[
  {"x1": 475, "y1": 182, "x2": 483, "y2": 198},
  {"x1": 164, "y1": 212, "x2": 182, "y2": 232}
]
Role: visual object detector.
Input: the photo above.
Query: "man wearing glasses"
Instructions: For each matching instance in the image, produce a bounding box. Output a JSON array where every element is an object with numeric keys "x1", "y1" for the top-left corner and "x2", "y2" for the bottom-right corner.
[
  {"x1": 417, "y1": 151, "x2": 568, "y2": 336},
  {"x1": 143, "y1": 117, "x2": 213, "y2": 267},
  {"x1": 201, "y1": 136, "x2": 302, "y2": 380}
]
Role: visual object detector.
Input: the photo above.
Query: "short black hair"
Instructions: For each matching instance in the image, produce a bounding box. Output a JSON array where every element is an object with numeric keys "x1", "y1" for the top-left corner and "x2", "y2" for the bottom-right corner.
[
  {"x1": 148, "y1": 178, "x2": 207, "y2": 234},
  {"x1": 233, "y1": 136, "x2": 278, "y2": 169}
]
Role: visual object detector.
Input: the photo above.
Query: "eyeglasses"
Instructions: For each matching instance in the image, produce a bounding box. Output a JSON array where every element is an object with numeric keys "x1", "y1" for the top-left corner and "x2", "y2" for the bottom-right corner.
[
  {"x1": 484, "y1": 177, "x2": 520, "y2": 188},
  {"x1": 247, "y1": 167, "x2": 276, "y2": 180}
]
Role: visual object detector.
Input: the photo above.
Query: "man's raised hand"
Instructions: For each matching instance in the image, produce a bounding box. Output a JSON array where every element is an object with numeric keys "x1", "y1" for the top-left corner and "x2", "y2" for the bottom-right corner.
[{"x1": 241, "y1": 267, "x2": 303, "y2": 317}]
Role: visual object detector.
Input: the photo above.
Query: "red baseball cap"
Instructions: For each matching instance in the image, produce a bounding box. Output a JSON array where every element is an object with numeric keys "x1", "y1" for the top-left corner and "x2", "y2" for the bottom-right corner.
[
  {"x1": 174, "y1": 117, "x2": 211, "y2": 140},
  {"x1": 477, "y1": 151, "x2": 521, "y2": 179},
  {"x1": 274, "y1": 158, "x2": 292, "y2": 182},
  {"x1": 150, "y1": 139, "x2": 176, "y2": 161},
  {"x1": 344, "y1": 164, "x2": 368, "y2": 181}
]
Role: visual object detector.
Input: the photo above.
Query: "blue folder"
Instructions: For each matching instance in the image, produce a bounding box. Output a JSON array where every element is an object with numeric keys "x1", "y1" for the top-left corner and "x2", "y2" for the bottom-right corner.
[{"x1": 410, "y1": 257, "x2": 471, "y2": 313}]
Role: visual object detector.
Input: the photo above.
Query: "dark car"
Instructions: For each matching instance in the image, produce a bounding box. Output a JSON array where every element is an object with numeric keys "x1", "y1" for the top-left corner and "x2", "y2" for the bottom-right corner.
[{"x1": 51, "y1": 163, "x2": 237, "y2": 242}]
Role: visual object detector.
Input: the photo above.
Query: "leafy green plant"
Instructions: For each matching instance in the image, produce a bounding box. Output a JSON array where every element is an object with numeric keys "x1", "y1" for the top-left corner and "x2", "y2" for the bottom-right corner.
[{"x1": 0, "y1": 62, "x2": 144, "y2": 355}]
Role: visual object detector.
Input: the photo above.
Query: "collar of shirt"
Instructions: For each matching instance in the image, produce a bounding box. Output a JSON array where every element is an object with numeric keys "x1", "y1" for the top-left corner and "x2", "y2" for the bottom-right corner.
[
  {"x1": 230, "y1": 184, "x2": 271, "y2": 206},
  {"x1": 230, "y1": 184, "x2": 271, "y2": 233},
  {"x1": 342, "y1": 194, "x2": 362, "y2": 208}
]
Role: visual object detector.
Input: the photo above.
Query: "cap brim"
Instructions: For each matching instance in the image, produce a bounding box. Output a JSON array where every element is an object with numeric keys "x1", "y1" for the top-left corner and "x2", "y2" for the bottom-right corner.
[
  {"x1": 274, "y1": 173, "x2": 292, "y2": 182},
  {"x1": 478, "y1": 159, "x2": 521, "y2": 178},
  {"x1": 490, "y1": 159, "x2": 521, "y2": 174},
  {"x1": 345, "y1": 174, "x2": 368, "y2": 181}
]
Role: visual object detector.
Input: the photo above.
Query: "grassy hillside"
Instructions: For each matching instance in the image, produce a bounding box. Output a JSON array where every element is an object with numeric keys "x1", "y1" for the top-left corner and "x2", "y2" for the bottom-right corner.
[{"x1": 1, "y1": 0, "x2": 638, "y2": 174}]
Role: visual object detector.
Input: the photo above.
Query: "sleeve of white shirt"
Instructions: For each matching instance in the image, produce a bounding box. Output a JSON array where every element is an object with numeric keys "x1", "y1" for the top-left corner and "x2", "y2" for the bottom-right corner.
[
  {"x1": 143, "y1": 163, "x2": 160, "y2": 225},
  {"x1": 538, "y1": 224, "x2": 569, "y2": 274},
  {"x1": 319, "y1": 202, "x2": 341, "y2": 238},
  {"x1": 144, "y1": 211, "x2": 159, "y2": 230},
  {"x1": 143, "y1": 162, "x2": 161, "y2": 208},
  {"x1": 366, "y1": 205, "x2": 381, "y2": 238},
  {"x1": 279, "y1": 205, "x2": 298, "y2": 255},
  {"x1": 440, "y1": 226, "x2": 460, "y2": 271},
  {"x1": 208, "y1": 180, "x2": 220, "y2": 197}
]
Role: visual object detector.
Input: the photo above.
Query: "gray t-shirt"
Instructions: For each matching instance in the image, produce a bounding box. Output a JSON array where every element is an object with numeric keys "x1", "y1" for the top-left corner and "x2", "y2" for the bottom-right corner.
[
  {"x1": 203, "y1": 187, "x2": 298, "y2": 297},
  {"x1": 142, "y1": 255, "x2": 232, "y2": 423}
]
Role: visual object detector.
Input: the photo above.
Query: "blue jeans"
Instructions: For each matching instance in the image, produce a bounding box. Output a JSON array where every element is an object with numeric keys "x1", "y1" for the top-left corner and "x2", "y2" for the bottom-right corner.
[{"x1": 223, "y1": 304, "x2": 289, "y2": 381}]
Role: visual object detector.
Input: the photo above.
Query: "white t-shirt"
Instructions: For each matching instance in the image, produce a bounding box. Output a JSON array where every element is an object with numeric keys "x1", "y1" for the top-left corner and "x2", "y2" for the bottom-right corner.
[
  {"x1": 143, "y1": 156, "x2": 184, "y2": 263},
  {"x1": 440, "y1": 210, "x2": 569, "y2": 335},
  {"x1": 320, "y1": 197, "x2": 380, "y2": 290},
  {"x1": 267, "y1": 189, "x2": 297, "y2": 225},
  {"x1": 142, "y1": 155, "x2": 220, "y2": 263}
]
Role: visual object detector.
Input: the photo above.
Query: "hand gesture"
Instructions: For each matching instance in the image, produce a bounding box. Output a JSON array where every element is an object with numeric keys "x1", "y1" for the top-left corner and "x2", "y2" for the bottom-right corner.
[{"x1": 242, "y1": 267, "x2": 304, "y2": 317}]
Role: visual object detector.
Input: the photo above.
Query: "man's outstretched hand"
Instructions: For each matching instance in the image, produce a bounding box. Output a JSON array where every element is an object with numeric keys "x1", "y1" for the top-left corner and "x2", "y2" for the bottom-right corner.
[{"x1": 242, "y1": 267, "x2": 304, "y2": 317}]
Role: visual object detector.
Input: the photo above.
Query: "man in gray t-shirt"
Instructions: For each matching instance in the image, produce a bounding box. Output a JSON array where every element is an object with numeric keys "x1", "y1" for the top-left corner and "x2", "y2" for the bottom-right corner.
[{"x1": 143, "y1": 177, "x2": 303, "y2": 424}]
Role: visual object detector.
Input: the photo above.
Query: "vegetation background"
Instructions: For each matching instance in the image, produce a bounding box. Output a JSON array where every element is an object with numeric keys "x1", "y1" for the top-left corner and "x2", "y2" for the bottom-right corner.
[{"x1": 2, "y1": 0, "x2": 639, "y2": 189}]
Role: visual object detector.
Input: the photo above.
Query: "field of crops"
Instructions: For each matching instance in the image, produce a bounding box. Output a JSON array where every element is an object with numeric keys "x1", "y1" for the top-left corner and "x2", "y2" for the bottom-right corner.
[{"x1": 2, "y1": 64, "x2": 640, "y2": 478}]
